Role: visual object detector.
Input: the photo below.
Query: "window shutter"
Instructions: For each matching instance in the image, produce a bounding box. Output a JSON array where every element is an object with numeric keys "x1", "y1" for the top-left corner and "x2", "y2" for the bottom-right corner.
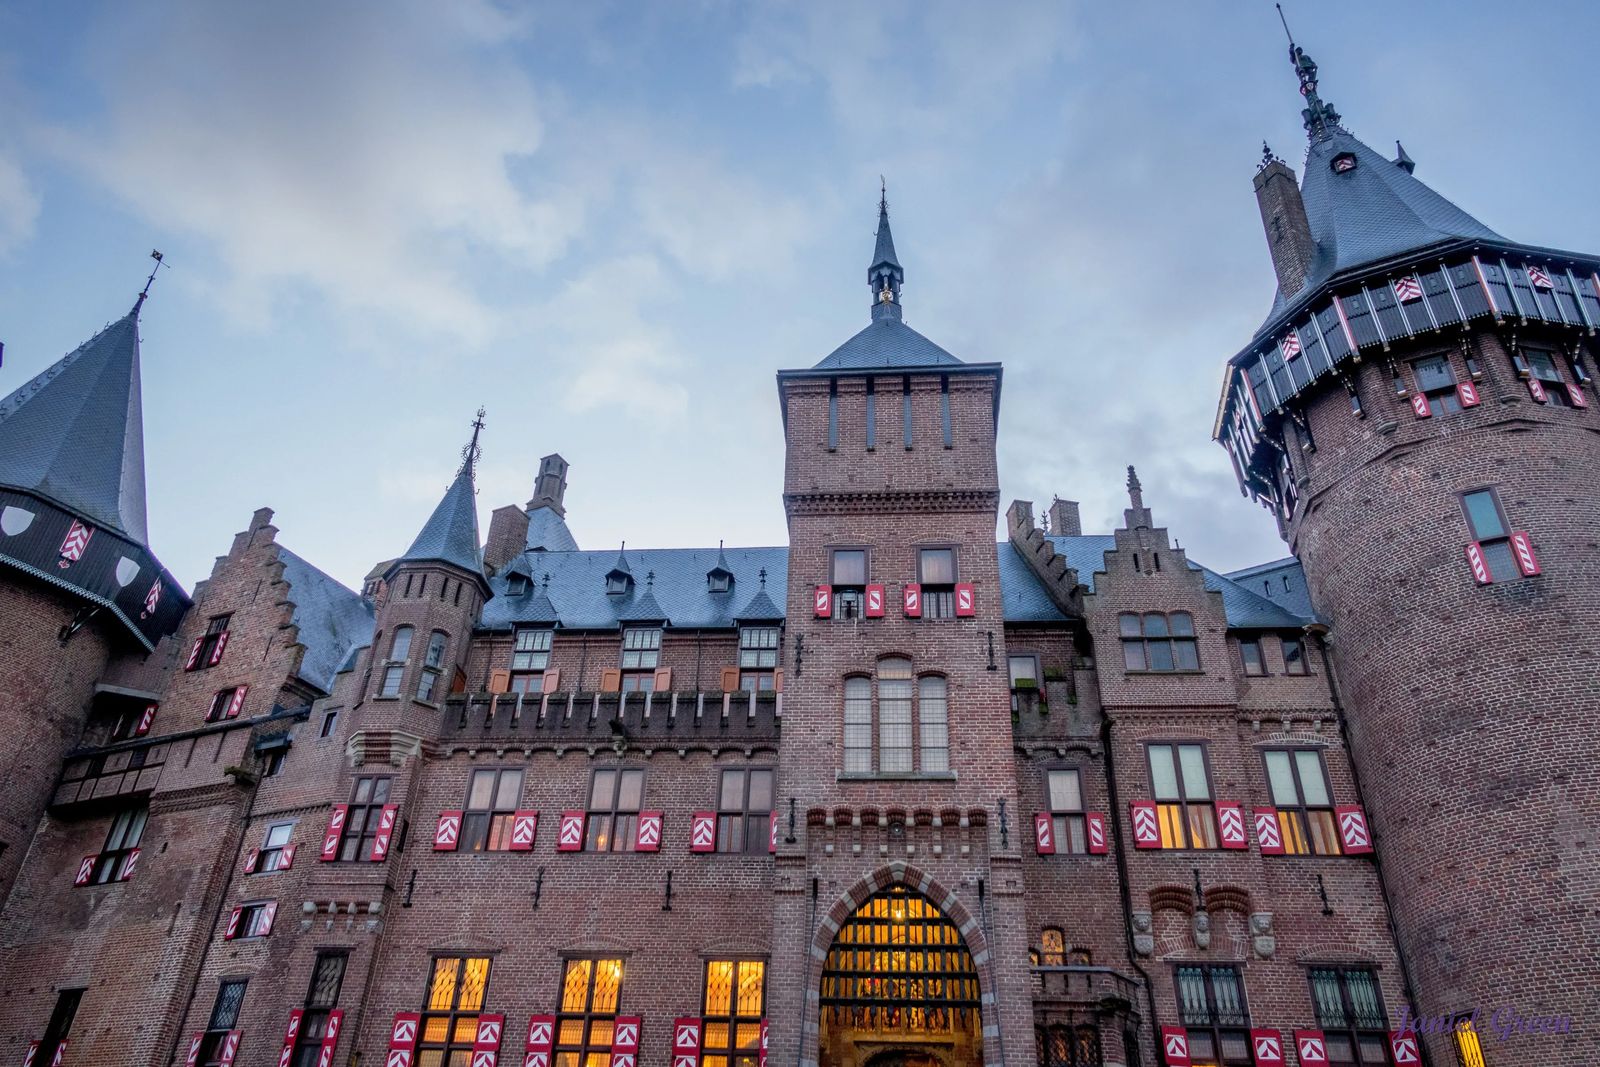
[
  {"x1": 135, "y1": 704, "x2": 157, "y2": 736},
  {"x1": 720, "y1": 667, "x2": 740, "y2": 693},
  {"x1": 1456, "y1": 380, "x2": 1481, "y2": 408},
  {"x1": 610, "y1": 1017, "x2": 641, "y2": 1067},
  {"x1": 389, "y1": 1013, "x2": 423, "y2": 1067},
  {"x1": 1408, "y1": 392, "x2": 1430, "y2": 418},
  {"x1": 118, "y1": 848, "x2": 140, "y2": 880},
  {"x1": 1130, "y1": 801, "x2": 1160, "y2": 848},
  {"x1": 690, "y1": 812, "x2": 716, "y2": 852},
  {"x1": 1293, "y1": 1031, "x2": 1329, "y2": 1066},
  {"x1": 226, "y1": 685, "x2": 249, "y2": 719},
  {"x1": 208, "y1": 630, "x2": 231, "y2": 667},
  {"x1": 243, "y1": 849, "x2": 259, "y2": 874},
  {"x1": 759, "y1": 1019, "x2": 769, "y2": 1067},
  {"x1": 278, "y1": 844, "x2": 296, "y2": 870},
  {"x1": 634, "y1": 811, "x2": 663, "y2": 851},
  {"x1": 1160, "y1": 1025, "x2": 1191, "y2": 1067},
  {"x1": 488, "y1": 670, "x2": 510, "y2": 694},
  {"x1": 672, "y1": 1018, "x2": 703, "y2": 1067},
  {"x1": 541, "y1": 669, "x2": 561, "y2": 694},
  {"x1": 524, "y1": 1016, "x2": 557, "y2": 1067},
  {"x1": 1335, "y1": 804, "x2": 1374, "y2": 854},
  {"x1": 1252, "y1": 808, "x2": 1285, "y2": 855},
  {"x1": 769, "y1": 810, "x2": 780, "y2": 853},
  {"x1": 1216, "y1": 803, "x2": 1248, "y2": 849},
  {"x1": 814, "y1": 585, "x2": 832, "y2": 618},
  {"x1": 184, "y1": 637, "x2": 204, "y2": 671},
  {"x1": 369, "y1": 804, "x2": 399, "y2": 861},
  {"x1": 1248, "y1": 1029, "x2": 1284, "y2": 1067},
  {"x1": 902, "y1": 583, "x2": 922, "y2": 617},
  {"x1": 473, "y1": 1015, "x2": 506, "y2": 1067},
  {"x1": 1509, "y1": 531, "x2": 1541, "y2": 576},
  {"x1": 433, "y1": 811, "x2": 462, "y2": 851},
  {"x1": 773, "y1": 668, "x2": 784, "y2": 693},
  {"x1": 599, "y1": 669, "x2": 622, "y2": 693},
  {"x1": 1528, "y1": 377, "x2": 1548, "y2": 402},
  {"x1": 1568, "y1": 383, "x2": 1589, "y2": 408},
  {"x1": 317, "y1": 1010, "x2": 344, "y2": 1067},
  {"x1": 319, "y1": 805, "x2": 348, "y2": 861},
  {"x1": 185, "y1": 1034, "x2": 204, "y2": 1067},
  {"x1": 259, "y1": 900, "x2": 278, "y2": 936},
  {"x1": 218, "y1": 1032, "x2": 242, "y2": 1067},
  {"x1": 1086, "y1": 812, "x2": 1108, "y2": 855},
  {"x1": 510, "y1": 811, "x2": 538, "y2": 851},
  {"x1": 652, "y1": 667, "x2": 673, "y2": 692},
  {"x1": 74, "y1": 855, "x2": 96, "y2": 886},
  {"x1": 225, "y1": 906, "x2": 242, "y2": 940},
  {"x1": 1389, "y1": 1031, "x2": 1422, "y2": 1065},
  {"x1": 279, "y1": 1010, "x2": 304, "y2": 1067},
  {"x1": 1033, "y1": 813, "x2": 1056, "y2": 855},
  {"x1": 557, "y1": 811, "x2": 586, "y2": 851},
  {"x1": 864, "y1": 584, "x2": 885, "y2": 617},
  {"x1": 24, "y1": 1042, "x2": 38, "y2": 1067},
  {"x1": 1464, "y1": 541, "x2": 1493, "y2": 584},
  {"x1": 954, "y1": 583, "x2": 976, "y2": 616}
]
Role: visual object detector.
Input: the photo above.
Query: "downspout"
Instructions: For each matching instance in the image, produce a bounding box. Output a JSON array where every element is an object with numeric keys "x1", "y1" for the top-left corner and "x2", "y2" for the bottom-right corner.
[
  {"x1": 794, "y1": 876, "x2": 818, "y2": 1067},
  {"x1": 1102, "y1": 711, "x2": 1161, "y2": 1060},
  {"x1": 978, "y1": 877, "x2": 1008, "y2": 1067},
  {"x1": 1313, "y1": 629, "x2": 1433, "y2": 1066}
]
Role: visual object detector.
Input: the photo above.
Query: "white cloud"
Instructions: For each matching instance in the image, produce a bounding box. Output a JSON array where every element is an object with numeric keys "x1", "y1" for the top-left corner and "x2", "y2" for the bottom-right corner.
[{"x1": 0, "y1": 154, "x2": 38, "y2": 253}]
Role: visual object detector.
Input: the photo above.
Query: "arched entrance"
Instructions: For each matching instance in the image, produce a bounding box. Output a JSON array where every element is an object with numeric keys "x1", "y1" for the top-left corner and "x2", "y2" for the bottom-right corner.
[{"x1": 818, "y1": 885, "x2": 983, "y2": 1067}]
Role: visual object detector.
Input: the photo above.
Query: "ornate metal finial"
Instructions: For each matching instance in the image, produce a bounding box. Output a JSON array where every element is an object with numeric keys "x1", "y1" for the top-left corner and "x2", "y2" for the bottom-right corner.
[
  {"x1": 879, "y1": 175, "x2": 888, "y2": 215},
  {"x1": 1258, "y1": 141, "x2": 1282, "y2": 172},
  {"x1": 758, "y1": 567, "x2": 767, "y2": 588},
  {"x1": 134, "y1": 250, "x2": 166, "y2": 311},
  {"x1": 459, "y1": 407, "x2": 487, "y2": 476},
  {"x1": 646, "y1": 569, "x2": 655, "y2": 588},
  {"x1": 1277, "y1": 4, "x2": 1340, "y2": 138}
]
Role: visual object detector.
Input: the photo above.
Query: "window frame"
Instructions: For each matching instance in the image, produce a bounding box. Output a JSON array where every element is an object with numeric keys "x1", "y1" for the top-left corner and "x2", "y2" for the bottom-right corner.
[
  {"x1": 336, "y1": 775, "x2": 392, "y2": 862},
  {"x1": 420, "y1": 956, "x2": 493, "y2": 1067},
  {"x1": 1144, "y1": 742, "x2": 1218, "y2": 850},
  {"x1": 737, "y1": 627, "x2": 780, "y2": 691},
  {"x1": 1281, "y1": 634, "x2": 1309, "y2": 675},
  {"x1": 1238, "y1": 636, "x2": 1266, "y2": 676},
  {"x1": 840, "y1": 659, "x2": 951, "y2": 778},
  {"x1": 192, "y1": 614, "x2": 232, "y2": 671},
  {"x1": 1524, "y1": 345, "x2": 1572, "y2": 406},
  {"x1": 34, "y1": 988, "x2": 82, "y2": 1067},
  {"x1": 1263, "y1": 748, "x2": 1341, "y2": 856},
  {"x1": 715, "y1": 767, "x2": 775, "y2": 854},
  {"x1": 197, "y1": 979, "x2": 249, "y2": 1067},
  {"x1": 1458, "y1": 487, "x2": 1521, "y2": 583},
  {"x1": 416, "y1": 631, "x2": 448, "y2": 702},
  {"x1": 827, "y1": 547, "x2": 870, "y2": 622},
  {"x1": 1120, "y1": 611, "x2": 1200, "y2": 672},
  {"x1": 91, "y1": 805, "x2": 147, "y2": 883},
  {"x1": 1045, "y1": 767, "x2": 1088, "y2": 855},
  {"x1": 1306, "y1": 966, "x2": 1391, "y2": 1067},
  {"x1": 700, "y1": 958, "x2": 767, "y2": 1067},
  {"x1": 555, "y1": 957, "x2": 625, "y2": 1067},
  {"x1": 511, "y1": 627, "x2": 554, "y2": 692},
  {"x1": 620, "y1": 628, "x2": 662, "y2": 690},
  {"x1": 289, "y1": 952, "x2": 348, "y2": 1067},
  {"x1": 1411, "y1": 353, "x2": 1463, "y2": 416},
  {"x1": 234, "y1": 900, "x2": 275, "y2": 939},
  {"x1": 1174, "y1": 964, "x2": 1251, "y2": 1067},
  {"x1": 256, "y1": 821, "x2": 295, "y2": 873},
  {"x1": 916, "y1": 546, "x2": 959, "y2": 620},
  {"x1": 205, "y1": 686, "x2": 244, "y2": 723},
  {"x1": 462, "y1": 767, "x2": 525, "y2": 852},
  {"x1": 585, "y1": 767, "x2": 646, "y2": 852}
]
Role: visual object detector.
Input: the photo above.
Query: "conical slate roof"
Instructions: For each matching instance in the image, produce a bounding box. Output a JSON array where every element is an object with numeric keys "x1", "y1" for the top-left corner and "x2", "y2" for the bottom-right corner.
[
  {"x1": 399, "y1": 467, "x2": 484, "y2": 576},
  {"x1": 871, "y1": 200, "x2": 900, "y2": 273},
  {"x1": 0, "y1": 305, "x2": 149, "y2": 542}
]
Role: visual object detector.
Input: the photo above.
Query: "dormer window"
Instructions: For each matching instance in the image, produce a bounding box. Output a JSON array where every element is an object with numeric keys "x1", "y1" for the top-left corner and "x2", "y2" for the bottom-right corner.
[
  {"x1": 508, "y1": 574, "x2": 530, "y2": 596},
  {"x1": 606, "y1": 571, "x2": 632, "y2": 595},
  {"x1": 708, "y1": 569, "x2": 734, "y2": 594},
  {"x1": 1331, "y1": 152, "x2": 1357, "y2": 174}
]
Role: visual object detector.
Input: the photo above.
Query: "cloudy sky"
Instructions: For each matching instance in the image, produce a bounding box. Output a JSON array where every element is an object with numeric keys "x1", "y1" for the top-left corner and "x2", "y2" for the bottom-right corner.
[{"x1": 3, "y1": 1, "x2": 1598, "y2": 591}]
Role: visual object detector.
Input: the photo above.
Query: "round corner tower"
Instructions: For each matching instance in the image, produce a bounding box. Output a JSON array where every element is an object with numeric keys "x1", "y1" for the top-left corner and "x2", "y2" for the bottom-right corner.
[{"x1": 1216, "y1": 42, "x2": 1600, "y2": 1063}]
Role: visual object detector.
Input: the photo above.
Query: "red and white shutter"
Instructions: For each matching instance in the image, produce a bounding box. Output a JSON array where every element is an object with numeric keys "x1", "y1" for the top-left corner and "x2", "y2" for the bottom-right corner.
[
  {"x1": 389, "y1": 1012, "x2": 423, "y2": 1067},
  {"x1": 634, "y1": 811, "x2": 663, "y2": 852},
  {"x1": 259, "y1": 900, "x2": 279, "y2": 936},
  {"x1": 759, "y1": 1019, "x2": 769, "y2": 1067},
  {"x1": 864, "y1": 584, "x2": 885, "y2": 617},
  {"x1": 185, "y1": 637, "x2": 205, "y2": 671},
  {"x1": 690, "y1": 812, "x2": 717, "y2": 852},
  {"x1": 524, "y1": 1015, "x2": 557, "y2": 1067},
  {"x1": 243, "y1": 849, "x2": 260, "y2": 875},
  {"x1": 1393, "y1": 276, "x2": 1423, "y2": 302},
  {"x1": 1335, "y1": 804, "x2": 1374, "y2": 854},
  {"x1": 1567, "y1": 383, "x2": 1589, "y2": 408},
  {"x1": 278, "y1": 844, "x2": 296, "y2": 870},
  {"x1": 769, "y1": 810, "x2": 780, "y2": 853},
  {"x1": 510, "y1": 811, "x2": 538, "y2": 851},
  {"x1": 1086, "y1": 812, "x2": 1109, "y2": 855},
  {"x1": 472, "y1": 1015, "x2": 505, "y2": 1067},
  {"x1": 672, "y1": 1017, "x2": 703, "y2": 1067},
  {"x1": 1528, "y1": 264, "x2": 1555, "y2": 289},
  {"x1": 74, "y1": 855, "x2": 96, "y2": 886},
  {"x1": 1528, "y1": 377, "x2": 1549, "y2": 402},
  {"x1": 434, "y1": 811, "x2": 463, "y2": 851},
  {"x1": 23, "y1": 1041, "x2": 38, "y2": 1067},
  {"x1": 1465, "y1": 542, "x2": 1493, "y2": 585},
  {"x1": 1389, "y1": 1031, "x2": 1422, "y2": 1066},
  {"x1": 135, "y1": 704, "x2": 158, "y2": 736},
  {"x1": 1033, "y1": 813, "x2": 1056, "y2": 855},
  {"x1": 1509, "y1": 531, "x2": 1541, "y2": 577},
  {"x1": 1409, "y1": 392, "x2": 1430, "y2": 419},
  {"x1": 954, "y1": 583, "x2": 976, "y2": 616},
  {"x1": 370, "y1": 804, "x2": 399, "y2": 861},
  {"x1": 1248, "y1": 1029, "x2": 1284, "y2": 1067},
  {"x1": 557, "y1": 812, "x2": 586, "y2": 851},
  {"x1": 1160, "y1": 1025, "x2": 1191, "y2": 1067},
  {"x1": 226, "y1": 686, "x2": 249, "y2": 719},
  {"x1": 185, "y1": 1034, "x2": 204, "y2": 1067},
  {"x1": 278, "y1": 1010, "x2": 304, "y2": 1067},
  {"x1": 316, "y1": 1010, "x2": 344, "y2": 1067},
  {"x1": 1130, "y1": 801, "x2": 1160, "y2": 848},
  {"x1": 1216, "y1": 803, "x2": 1248, "y2": 849},
  {"x1": 58, "y1": 520, "x2": 93, "y2": 562},
  {"x1": 902, "y1": 583, "x2": 922, "y2": 617},
  {"x1": 225, "y1": 906, "x2": 243, "y2": 940},
  {"x1": 320, "y1": 805, "x2": 348, "y2": 861},
  {"x1": 119, "y1": 847, "x2": 140, "y2": 880},
  {"x1": 218, "y1": 1032, "x2": 242, "y2": 1067},
  {"x1": 1253, "y1": 809, "x2": 1285, "y2": 855},
  {"x1": 1456, "y1": 380, "x2": 1481, "y2": 408},
  {"x1": 209, "y1": 630, "x2": 231, "y2": 667},
  {"x1": 813, "y1": 585, "x2": 832, "y2": 618},
  {"x1": 1293, "y1": 1031, "x2": 1329, "y2": 1067},
  {"x1": 609, "y1": 1016, "x2": 641, "y2": 1067},
  {"x1": 47, "y1": 1044, "x2": 67, "y2": 1067}
]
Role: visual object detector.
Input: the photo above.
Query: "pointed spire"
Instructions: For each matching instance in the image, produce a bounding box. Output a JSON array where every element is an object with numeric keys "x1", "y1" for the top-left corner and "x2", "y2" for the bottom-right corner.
[
  {"x1": 459, "y1": 406, "x2": 486, "y2": 477},
  {"x1": 1123, "y1": 465, "x2": 1153, "y2": 531},
  {"x1": 1277, "y1": 5, "x2": 1340, "y2": 140},
  {"x1": 1393, "y1": 141, "x2": 1415, "y2": 174},
  {"x1": 397, "y1": 414, "x2": 486, "y2": 579},
  {"x1": 868, "y1": 179, "x2": 905, "y2": 322},
  {"x1": 1126, "y1": 466, "x2": 1144, "y2": 510}
]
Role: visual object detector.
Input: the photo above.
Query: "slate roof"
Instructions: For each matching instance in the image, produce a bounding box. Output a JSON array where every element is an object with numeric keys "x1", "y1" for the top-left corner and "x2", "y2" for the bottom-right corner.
[
  {"x1": 1261, "y1": 128, "x2": 1504, "y2": 332},
  {"x1": 1223, "y1": 556, "x2": 1318, "y2": 620},
  {"x1": 811, "y1": 317, "x2": 965, "y2": 371},
  {"x1": 278, "y1": 547, "x2": 375, "y2": 693},
  {"x1": 0, "y1": 304, "x2": 149, "y2": 543},
  {"x1": 526, "y1": 505, "x2": 578, "y2": 552},
  {"x1": 871, "y1": 201, "x2": 901, "y2": 272},
  {"x1": 399, "y1": 468, "x2": 484, "y2": 577}
]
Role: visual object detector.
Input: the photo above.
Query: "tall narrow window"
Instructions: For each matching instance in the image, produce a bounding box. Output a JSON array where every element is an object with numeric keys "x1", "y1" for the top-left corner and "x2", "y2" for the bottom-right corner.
[
  {"x1": 92, "y1": 805, "x2": 147, "y2": 883},
  {"x1": 33, "y1": 988, "x2": 82, "y2": 1067},
  {"x1": 381, "y1": 626, "x2": 413, "y2": 697},
  {"x1": 1176, "y1": 965, "x2": 1250, "y2": 1066},
  {"x1": 1264, "y1": 750, "x2": 1340, "y2": 855},
  {"x1": 865, "y1": 378, "x2": 876, "y2": 449},
  {"x1": 511, "y1": 628, "x2": 553, "y2": 692},
  {"x1": 827, "y1": 379, "x2": 839, "y2": 451},
  {"x1": 918, "y1": 547, "x2": 957, "y2": 619},
  {"x1": 716, "y1": 768, "x2": 774, "y2": 854},
  {"x1": 337, "y1": 776, "x2": 392, "y2": 862},
  {"x1": 1238, "y1": 637, "x2": 1266, "y2": 676},
  {"x1": 421, "y1": 957, "x2": 491, "y2": 1066},
  {"x1": 1046, "y1": 769, "x2": 1088, "y2": 854},
  {"x1": 701, "y1": 960, "x2": 765, "y2": 1067},
  {"x1": 255, "y1": 822, "x2": 294, "y2": 872},
  {"x1": 1147, "y1": 744, "x2": 1217, "y2": 849},
  {"x1": 290, "y1": 953, "x2": 348, "y2": 1067},
  {"x1": 738, "y1": 627, "x2": 780, "y2": 691},
  {"x1": 1461, "y1": 489, "x2": 1520, "y2": 581},
  {"x1": 416, "y1": 631, "x2": 447, "y2": 701},
  {"x1": 901, "y1": 375, "x2": 913, "y2": 449},
  {"x1": 877, "y1": 658, "x2": 914, "y2": 773},
  {"x1": 1525, "y1": 347, "x2": 1572, "y2": 406},
  {"x1": 940, "y1": 375, "x2": 953, "y2": 448},
  {"x1": 829, "y1": 548, "x2": 867, "y2": 621},
  {"x1": 620, "y1": 628, "x2": 662, "y2": 691},
  {"x1": 586, "y1": 768, "x2": 644, "y2": 852},
  {"x1": 192, "y1": 614, "x2": 232, "y2": 671},
  {"x1": 463, "y1": 768, "x2": 524, "y2": 852},
  {"x1": 842, "y1": 677, "x2": 872, "y2": 773},
  {"x1": 197, "y1": 979, "x2": 248, "y2": 1066},
  {"x1": 1308, "y1": 967, "x2": 1390, "y2": 1066},
  {"x1": 556, "y1": 958, "x2": 624, "y2": 1067},
  {"x1": 919, "y1": 676, "x2": 949, "y2": 772},
  {"x1": 1281, "y1": 635, "x2": 1308, "y2": 675}
]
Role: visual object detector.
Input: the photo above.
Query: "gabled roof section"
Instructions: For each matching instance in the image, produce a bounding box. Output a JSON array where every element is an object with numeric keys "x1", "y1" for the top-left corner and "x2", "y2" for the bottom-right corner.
[
  {"x1": 1223, "y1": 556, "x2": 1318, "y2": 620},
  {"x1": 278, "y1": 547, "x2": 376, "y2": 694},
  {"x1": 812, "y1": 317, "x2": 964, "y2": 371},
  {"x1": 526, "y1": 505, "x2": 578, "y2": 552},
  {"x1": 398, "y1": 467, "x2": 485, "y2": 579},
  {"x1": 0, "y1": 304, "x2": 149, "y2": 543}
]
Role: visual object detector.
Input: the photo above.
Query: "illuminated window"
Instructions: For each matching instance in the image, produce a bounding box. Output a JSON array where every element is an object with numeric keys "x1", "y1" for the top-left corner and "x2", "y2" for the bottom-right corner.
[
  {"x1": 1039, "y1": 928, "x2": 1066, "y2": 966},
  {"x1": 716, "y1": 768, "x2": 773, "y2": 854},
  {"x1": 1046, "y1": 769, "x2": 1088, "y2": 854},
  {"x1": 1264, "y1": 750, "x2": 1340, "y2": 856},
  {"x1": 1120, "y1": 612, "x2": 1199, "y2": 671},
  {"x1": 1147, "y1": 744, "x2": 1217, "y2": 849},
  {"x1": 1037, "y1": 1025, "x2": 1101, "y2": 1067},
  {"x1": 336, "y1": 776, "x2": 392, "y2": 862},
  {"x1": 421, "y1": 957, "x2": 492, "y2": 1066},
  {"x1": 463, "y1": 768, "x2": 524, "y2": 852},
  {"x1": 1454, "y1": 1018, "x2": 1488, "y2": 1067},
  {"x1": 701, "y1": 960, "x2": 765, "y2": 1067},
  {"x1": 586, "y1": 768, "x2": 644, "y2": 852},
  {"x1": 1176, "y1": 965, "x2": 1250, "y2": 1066},
  {"x1": 1308, "y1": 967, "x2": 1390, "y2": 1066},
  {"x1": 556, "y1": 958, "x2": 624, "y2": 1067}
]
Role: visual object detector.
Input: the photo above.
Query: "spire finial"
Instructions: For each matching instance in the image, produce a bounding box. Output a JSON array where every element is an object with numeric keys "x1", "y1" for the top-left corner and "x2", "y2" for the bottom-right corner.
[
  {"x1": 1394, "y1": 140, "x2": 1416, "y2": 174},
  {"x1": 869, "y1": 180, "x2": 904, "y2": 321},
  {"x1": 134, "y1": 250, "x2": 165, "y2": 312},
  {"x1": 1126, "y1": 465, "x2": 1144, "y2": 509},
  {"x1": 879, "y1": 175, "x2": 887, "y2": 215},
  {"x1": 459, "y1": 407, "x2": 486, "y2": 477},
  {"x1": 758, "y1": 567, "x2": 767, "y2": 588},
  {"x1": 1277, "y1": 8, "x2": 1341, "y2": 139}
]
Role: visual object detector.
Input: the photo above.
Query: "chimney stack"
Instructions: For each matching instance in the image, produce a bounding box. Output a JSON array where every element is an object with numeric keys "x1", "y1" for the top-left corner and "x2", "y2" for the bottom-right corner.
[
  {"x1": 1254, "y1": 152, "x2": 1317, "y2": 298},
  {"x1": 1047, "y1": 498, "x2": 1081, "y2": 537}
]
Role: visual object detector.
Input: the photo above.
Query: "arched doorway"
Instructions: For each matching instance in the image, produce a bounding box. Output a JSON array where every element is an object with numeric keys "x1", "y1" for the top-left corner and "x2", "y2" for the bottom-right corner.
[{"x1": 818, "y1": 885, "x2": 983, "y2": 1067}]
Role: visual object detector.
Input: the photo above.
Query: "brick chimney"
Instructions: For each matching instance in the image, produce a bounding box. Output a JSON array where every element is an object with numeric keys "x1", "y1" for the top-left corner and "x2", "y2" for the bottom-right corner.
[
  {"x1": 483, "y1": 505, "x2": 530, "y2": 574},
  {"x1": 528, "y1": 453, "x2": 569, "y2": 517},
  {"x1": 1047, "y1": 498, "x2": 1081, "y2": 537},
  {"x1": 1254, "y1": 154, "x2": 1316, "y2": 297}
]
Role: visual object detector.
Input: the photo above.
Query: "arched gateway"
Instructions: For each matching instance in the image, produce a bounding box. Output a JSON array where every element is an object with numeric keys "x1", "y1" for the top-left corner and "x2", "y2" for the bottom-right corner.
[{"x1": 817, "y1": 885, "x2": 983, "y2": 1067}]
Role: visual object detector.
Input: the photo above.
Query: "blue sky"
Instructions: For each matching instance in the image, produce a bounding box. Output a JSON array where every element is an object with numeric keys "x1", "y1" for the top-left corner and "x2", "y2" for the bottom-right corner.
[{"x1": 2, "y1": 1, "x2": 1598, "y2": 591}]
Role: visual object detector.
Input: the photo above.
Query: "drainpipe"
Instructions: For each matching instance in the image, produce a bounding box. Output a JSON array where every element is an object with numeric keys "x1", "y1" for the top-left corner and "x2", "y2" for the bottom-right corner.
[
  {"x1": 794, "y1": 876, "x2": 818, "y2": 1067},
  {"x1": 978, "y1": 877, "x2": 1008, "y2": 1067},
  {"x1": 1102, "y1": 712, "x2": 1161, "y2": 1062}
]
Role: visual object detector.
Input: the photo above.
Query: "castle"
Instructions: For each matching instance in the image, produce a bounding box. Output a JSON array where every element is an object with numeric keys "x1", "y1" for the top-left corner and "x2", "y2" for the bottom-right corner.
[{"x1": 0, "y1": 40, "x2": 1593, "y2": 1067}]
